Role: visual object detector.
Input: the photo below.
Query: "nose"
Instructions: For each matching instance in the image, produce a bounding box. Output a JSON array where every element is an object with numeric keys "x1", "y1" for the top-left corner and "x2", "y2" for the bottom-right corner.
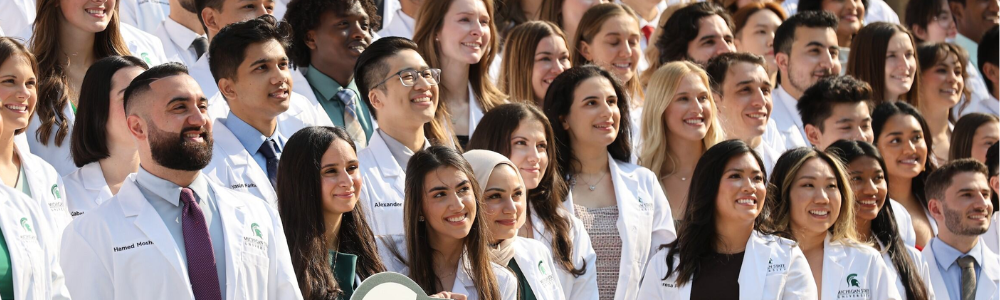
[
  {"x1": 815, "y1": 189, "x2": 832, "y2": 204},
  {"x1": 619, "y1": 42, "x2": 633, "y2": 58},
  {"x1": 845, "y1": 0, "x2": 857, "y2": 11},
  {"x1": 500, "y1": 197, "x2": 517, "y2": 215},
  {"x1": 819, "y1": 49, "x2": 836, "y2": 70},
  {"x1": 861, "y1": 179, "x2": 878, "y2": 196},
  {"x1": 470, "y1": 21, "x2": 484, "y2": 37},
  {"x1": 741, "y1": 177, "x2": 757, "y2": 193},
  {"x1": 526, "y1": 147, "x2": 540, "y2": 164},
  {"x1": 718, "y1": 39, "x2": 736, "y2": 55},
  {"x1": 254, "y1": 4, "x2": 269, "y2": 16},
  {"x1": 272, "y1": 68, "x2": 291, "y2": 86},
  {"x1": 751, "y1": 89, "x2": 766, "y2": 108},
  {"x1": 448, "y1": 194, "x2": 467, "y2": 212},
  {"x1": 350, "y1": 21, "x2": 368, "y2": 40},
  {"x1": 189, "y1": 106, "x2": 210, "y2": 127},
  {"x1": 990, "y1": 0, "x2": 999, "y2": 13},
  {"x1": 553, "y1": 59, "x2": 568, "y2": 74}
]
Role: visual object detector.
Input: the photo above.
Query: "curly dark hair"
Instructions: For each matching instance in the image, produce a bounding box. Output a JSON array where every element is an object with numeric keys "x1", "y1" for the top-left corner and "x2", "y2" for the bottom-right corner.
[
  {"x1": 283, "y1": 0, "x2": 381, "y2": 68},
  {"x1": 654, "y1": 2, "x2": 732, "y2": 64}
]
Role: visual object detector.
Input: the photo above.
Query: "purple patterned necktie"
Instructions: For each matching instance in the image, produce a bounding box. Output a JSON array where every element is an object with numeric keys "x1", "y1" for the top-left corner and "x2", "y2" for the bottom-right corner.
[{"x1": 180, "y1": 188, "x2": 222, "y2": 300}]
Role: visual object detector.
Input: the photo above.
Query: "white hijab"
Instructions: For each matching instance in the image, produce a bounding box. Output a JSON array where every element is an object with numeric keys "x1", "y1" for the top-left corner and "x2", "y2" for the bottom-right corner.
[{"x1": 463, "y1": 149, "x2": 526, "y2": 266}]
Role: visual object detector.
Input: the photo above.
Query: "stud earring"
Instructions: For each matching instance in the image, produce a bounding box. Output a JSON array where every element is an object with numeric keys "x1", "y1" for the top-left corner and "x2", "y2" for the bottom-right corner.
[{"x1": 418, "y1": 216, "x2": 425, "y2": 222}]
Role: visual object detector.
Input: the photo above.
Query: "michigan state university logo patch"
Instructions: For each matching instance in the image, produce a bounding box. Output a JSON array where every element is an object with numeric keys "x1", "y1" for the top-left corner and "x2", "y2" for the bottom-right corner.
[
  {"x1": 837, "y1": 273, "x2": 870, "y2": 299},
  {"x1": 251, "y1": 223, "x2": 262, "y2": 239},
  {"x1": 847, "y1": 274, "x2": 860, "y2": 287},
  {"x1": 51, "y1": 184, "x2": 61, "y2": 199},
  {"x1": 19, "y1": 217, "x2": 31, "y2": 232}
]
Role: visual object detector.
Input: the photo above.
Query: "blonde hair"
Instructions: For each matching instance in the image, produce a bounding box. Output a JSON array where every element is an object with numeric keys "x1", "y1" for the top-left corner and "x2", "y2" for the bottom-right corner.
[
  {"x1": 500, "y1": 21, "x2": 567, "y2": 105},
  {"x1": 571, "y1": 3, "x2": 644, "y2": 102},
  {"x1": 638, "y1": 61, "x2": 723, "y2": 178}
]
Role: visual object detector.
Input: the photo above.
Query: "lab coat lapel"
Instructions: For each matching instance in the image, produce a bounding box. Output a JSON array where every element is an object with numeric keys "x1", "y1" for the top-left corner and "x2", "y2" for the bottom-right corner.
[
  {"x1": 609, "y1": 155, "x2": 643, "y2": 300},
  {"x1": 80, "y1": 162, "x2": 113, "y2": 206},
  {"x1": 468, "y1": 85, "x2": 483, "y2": 136},
  {"x1": 368, "y1": 133, "x2": 406, "y2": 196},
  {"x1": 118, "y1": 179, "x2": 190, "y2": 287},
  {"x1": 452, "y1": 255, "x2": 475, "y2": 297},
  {"x1": 213, "y1": 120, "x2": 277, "y2": 201},
  {"x1": 215, "y1": 187, "x2": 248, "y2": 299},
  {"x1": 923, "y1": 241, "x2": 953, "y2": 300},
  {"x1": 977, "y1": 243, "x2": 1000, "y2": 300},
  {"x1": 0, "y1": 195, "x2": 27, "y2": 298},
  {"x1": 739, "y1": 232, "x2": 772, "y2": 299},
  {"x1": 822, "y1": 234, "x2": 847, "y2": 300}
]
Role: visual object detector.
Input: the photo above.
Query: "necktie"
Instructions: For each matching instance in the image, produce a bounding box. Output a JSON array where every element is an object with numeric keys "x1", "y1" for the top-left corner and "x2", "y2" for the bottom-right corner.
[
  {"x1": 180, "y1": 188, "x2": 222, "y2": 300},
  {"x1": 336, "y1": 89, "x2": 368, "y2": 148},
  {"x1": 641, "y1": 25, "x2": 655, "y2": 43},
  {"x1": 258, "y1": 139, "x2": 280, "y2": 188},
  {"x1": 191, "y1": 37, "x2": 209, "y2": 59},
  {"x1": 958, "y1": 255, "x2": 977, "y2": 300}
]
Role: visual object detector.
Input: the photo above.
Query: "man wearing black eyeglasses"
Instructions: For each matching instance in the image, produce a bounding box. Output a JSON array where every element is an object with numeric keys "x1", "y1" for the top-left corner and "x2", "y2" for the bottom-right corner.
[{"x1": 354, "y1": 37, "x2": 443, "y2": 236}]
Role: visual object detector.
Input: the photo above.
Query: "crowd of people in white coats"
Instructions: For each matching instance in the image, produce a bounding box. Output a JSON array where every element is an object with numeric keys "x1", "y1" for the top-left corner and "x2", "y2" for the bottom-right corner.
[{"x1": 0, "y1": 0, "x2": 998, "y2": 298}]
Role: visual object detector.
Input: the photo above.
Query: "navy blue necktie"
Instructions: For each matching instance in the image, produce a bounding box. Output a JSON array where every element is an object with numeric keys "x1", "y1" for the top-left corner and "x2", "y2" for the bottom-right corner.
[{"x1": 258, "y1": 139, "x2": 279, "y2": 188}]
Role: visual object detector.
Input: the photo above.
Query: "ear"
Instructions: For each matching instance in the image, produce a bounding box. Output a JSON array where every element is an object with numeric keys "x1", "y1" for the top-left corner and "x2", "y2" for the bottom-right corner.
[
  {"x1": 990, "y1": 176, "x2": 999, "y2": 195},
  {"x1": 202, "y1": 7, "x2": 221, "y2": 34},
  {"x1": 949, "y1": 2, "x2": 965, "y2": 23},
  {"x1": 985, "y1": 63, "x2": 1000, "y2": 84},
  {"x1": 804, "y1": 124, "x2": 823, "y2": 147},
  {"x1": 928, "y1": 198, "x2": 945, "y2": 223},
  {"x1": 305, "y1": 30, "x2": 318, "y2": 50},
  {"x1": 911, "y1": 25, "x2": 930, "y2": 41},
  {"x1": 775, "y1": 52, "x2": 790, "y2": 78},
  {"x1": 369, "y1": 89, "x2": 384, "y2": 111},
  {"x1": 578, "y1": 41, "x2": 593, "y2": 62},
  {"x1": 218, "y1": 78, "x2": 238, "y2": 103},
  {"x1": 127, "y1": 115, "x2": 147, "y2": 141},
  {"x1": 559, "y1": 114, "x2": 569, "y2": 130}
]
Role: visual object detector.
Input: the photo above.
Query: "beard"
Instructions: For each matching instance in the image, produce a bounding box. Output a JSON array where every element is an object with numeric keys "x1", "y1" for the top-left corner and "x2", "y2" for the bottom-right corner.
[
  {"x1": 148, "y1": 121, "x2": 214, "y2": 171},
  {"x1": 943, "y1": 205, "x2": 991, "y2": 236}
]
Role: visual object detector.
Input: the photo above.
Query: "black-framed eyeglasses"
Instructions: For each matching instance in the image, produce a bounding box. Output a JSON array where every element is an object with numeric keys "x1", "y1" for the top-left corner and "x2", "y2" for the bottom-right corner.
[{"x1": 372, "y1": 68, "x2": 441, "y2": 88}]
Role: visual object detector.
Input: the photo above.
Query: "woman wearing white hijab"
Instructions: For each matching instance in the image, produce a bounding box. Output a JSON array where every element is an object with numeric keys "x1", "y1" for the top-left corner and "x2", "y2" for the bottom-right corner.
[{"x1": 463, "y1": 150, "x2": 566, "y2": 300}]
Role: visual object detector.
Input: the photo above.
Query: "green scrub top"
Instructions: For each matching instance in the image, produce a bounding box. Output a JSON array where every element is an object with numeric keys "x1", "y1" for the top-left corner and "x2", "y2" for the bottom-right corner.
[
  {"x1": 508, "y1": 259, "x2": 537, "y2": 300},
  {"x1": 329, "y1": 251, "x2": 358, "y2": 300},
  {"x1": 15, "y1": 166, "x2": 29, "y2": 197},
  {"x1": 0, "y1": 226, "x2": 14, "y2": 299}
]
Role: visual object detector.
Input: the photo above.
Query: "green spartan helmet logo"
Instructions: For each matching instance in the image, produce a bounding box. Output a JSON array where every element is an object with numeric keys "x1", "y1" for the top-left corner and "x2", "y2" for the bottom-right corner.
[
  {"x1": 251, "y1": 223, "x2": 262, "y2": 239},
  {"x1": 19, "y1": 218, "x2": 31, "y2": 232},
  {"x1": 538, "y1": 261, "x2": 547, "y2": 275},
  {"x1": 846, "y1": 273, "x2": 860, "y2": 287}
]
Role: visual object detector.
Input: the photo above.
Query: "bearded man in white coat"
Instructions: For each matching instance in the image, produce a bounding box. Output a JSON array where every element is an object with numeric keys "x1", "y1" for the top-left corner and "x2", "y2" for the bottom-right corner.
[{"x1": 60, "y1": 62, "x2": 302, "y2": 300}]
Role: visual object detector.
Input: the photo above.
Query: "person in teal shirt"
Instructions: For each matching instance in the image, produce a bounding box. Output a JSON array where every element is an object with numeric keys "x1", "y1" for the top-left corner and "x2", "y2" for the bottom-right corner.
[
  {"x1": 285, "y1": 0, "x2": 377, "y2": 147},
  {"x1": 275, "y1": 126, "x2": 387, "y2": 300}
]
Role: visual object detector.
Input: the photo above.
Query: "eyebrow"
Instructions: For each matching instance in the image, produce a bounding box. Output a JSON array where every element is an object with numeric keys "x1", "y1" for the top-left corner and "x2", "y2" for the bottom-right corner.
[
  {"x1": 428, "y1": 180, "x2": 470, "y2": 193},
  {"x1": 321, "y1": 159, "x2": 359, "y2": 169},
  {"x1": 699, "y1": 34, "x2": 720, "y2": 42},
  {"x1": 726, "y1": 168, "x2": 761, "y2": 173},
  {"x1": 804, "y1": 41, "x2": 827, "y2": 48},
  {"x1": 486, "y1": 187, "x2": 507, "y2": 193},
  {"x1": 249, "y1": 56, "x2": 287, "y2": 67}
]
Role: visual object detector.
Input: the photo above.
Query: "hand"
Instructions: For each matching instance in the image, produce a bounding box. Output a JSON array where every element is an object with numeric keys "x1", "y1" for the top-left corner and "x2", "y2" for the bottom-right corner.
[{"x1": 429, "y1": 291, "x2": 468, "y2": 300}]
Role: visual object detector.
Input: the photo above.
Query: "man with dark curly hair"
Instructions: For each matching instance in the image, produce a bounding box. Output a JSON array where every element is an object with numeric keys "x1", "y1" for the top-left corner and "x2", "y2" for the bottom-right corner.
[{"x1": 285, "y1": 0, "x2": 380, "y2": 147}]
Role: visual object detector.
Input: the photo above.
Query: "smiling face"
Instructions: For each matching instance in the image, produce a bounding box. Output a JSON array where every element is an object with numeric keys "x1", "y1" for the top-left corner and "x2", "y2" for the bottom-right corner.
[
  {"x1": 307, "y1": 3, "x2": 372, "y2": 76},
  {"x1": 952, "y1": 0, "x2": 999, "y2": 43},
  {"x1": 916, "y1": 2, "x2": 958, "y2": 43},
  {"x1": 532, "y1": 35, "x2": 571, "y2": 101},
  {"x1": 735, "y1": 10, "x2": 782, "y2": 74},
  {"x1": 883, "y1": 32, "x2": 917, "y2": 101},
  {"x1": 789, "y1": 157, "x2": 843, "y2": 239},
  {"x1": 129, "y1": 74, "x2": 214, "y2": 171},
  {"x1": 876, "y1": 114, "x2": 928, "y2": 180},
  {"x1": 715, "y1": 152, "x2": 767, "y2": 226},
  {"x1": 561, "y1": 76, "x2": 620, "y2": 149},
  {"x1": 205, "y1": 0, "x2": 275, "y2": 37},
  {"x1": 437, "y1": 0, "x2": 492, "y2": 65},
  {"x1": 508, "y1": 118, "x2": 549, "y2": 190},
  {"x1": 778, "y1": 27, "x2": 840, "y2": 98},
  {"x1": 933, "y1": 171, "x2": 993, "y2": 237},
  {"x1": 368, "y1": 49, "x2": 439, "y2": 128},
  {"x1": 60, "y1": 0, "x2": 116, "y2": 33},
  {"x1": 920, "y1": 52, "x2": 964, "y2": 110},
  {"x1": 847, "y1": 156, "x2": 887, "y2": 222},
  {"x1": 482, "y1": 165, "x2": 526, "y2": 242},
  {"x1": 822, "y1": 0, "x2": 865, "y2": 41},
  {"x1": 808, "y1": 101, "x2": 873, "y2": 150},
  {"x1": 320, "y1": 139, "x2": 362, "y2": 216},
  {"x1": 971, "y1": 121, "x2": 1000, "y2": 162},
  {"x1": 107, "y1": 66, "x2": 145, "y2": 150},
  {"x1": 579, "y1": 14, "x2": 641, "y2": 83},
  {"x1": 716, "y1": 62, "x2": 772, "y2": 141},
  {"x1": 0, "y1": 55, "x2": 36, "y2": 135},
  {"x1": 687, "y1": 15, "x2": 736, "y2": 65},
  {"x1": 665, "y1": 73, "x2": 713, "y2": 142},
  {"x1": 220, "y1": 40, "x2": 293, "y2": 122},
  {"x1": 422, "y1": 166, "x2": 478, "y2": 241}
]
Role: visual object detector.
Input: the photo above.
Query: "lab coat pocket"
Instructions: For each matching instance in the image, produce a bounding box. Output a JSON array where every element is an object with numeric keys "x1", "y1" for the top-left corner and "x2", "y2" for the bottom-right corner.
[{"x1": 761, "y1": 273, "x2": 788, "y2": 299}]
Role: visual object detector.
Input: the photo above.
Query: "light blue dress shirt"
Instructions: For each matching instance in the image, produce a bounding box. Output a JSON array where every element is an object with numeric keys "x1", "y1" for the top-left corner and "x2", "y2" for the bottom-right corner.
[
  {"x1": 930, "y1": 237, "x2": 985, "y2": 300},
  {"x1": 222, "y1": 112, "x2": 286, "y2": 175},
  {"x1": 134, "y1": 168, "x2": 227, "y2": 298}
]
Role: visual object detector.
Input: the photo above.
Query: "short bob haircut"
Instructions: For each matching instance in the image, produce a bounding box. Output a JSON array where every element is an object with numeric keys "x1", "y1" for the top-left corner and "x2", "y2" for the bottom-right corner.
[
  {"x1": 500, "y1": 21, "x2": 569, "y2": 105},
  {"x1": 640, "y1": 61, "x2": 724, "y2": 179},
  {"x1": 949, "y1": 113, "x2": 999, "y2": 161},
  {"x1": 654, "y1": 2, "x2": 733, "y2": 65},
  {"x1": 847, "y1": 22, "x2": 922, "y2": 105},
  {"x1": 663, "y1": 139, "x2": 767, "y2": 285},
  {"x1": 759, "y1": 147, "x2": 859, "y2": 244},
  {"x1": 871, "y1": 101, "x2": 937, "y2": 208},
  {"x1": 543, "y1": 65, "x2": 633, "y2": 175},
  {"x1": 0, "y1": 37, "x2": 39, "y2": 135},
  {"x1": 70, "y1": 55, "x2": 149, "y2": 167}
]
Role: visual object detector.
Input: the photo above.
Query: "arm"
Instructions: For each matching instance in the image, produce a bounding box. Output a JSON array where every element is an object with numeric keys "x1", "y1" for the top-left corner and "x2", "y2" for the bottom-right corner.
[
  {"x1": 265, "y1": 204, "x2": 304, "y2": 300},
  {"x1": 782, "y1": 246, "x2": 818, "y2": 299}
]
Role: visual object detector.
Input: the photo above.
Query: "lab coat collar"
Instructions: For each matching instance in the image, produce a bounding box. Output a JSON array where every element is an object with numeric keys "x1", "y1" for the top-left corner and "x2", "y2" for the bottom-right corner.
[
  {"x1": 450, "y1": 253, "x2": 476, "y2": 297},
  {"x1": 211, "y1": 119, "x2": 277, "y2": 196},
  {"x1": 79, "y1": 162, "x2": 111, "y2": 192},
  {"x1": 738, "y1": 231, "x2": 778, "y2": 298},
  {"x1": 16, "y1": 147, "x2": 53, "y2": 205},
  {"x1": 366, "y1": 131, "x2": 405, "y2": 196},
  {"x1": 162, "y1": 17, "x2": 203, "y2": 55},
  {"x1": 924, "y1": 238, "x2": 1000, "y2": 300},
  {"x1": 821, "y1": 233, "x2": 849, "y2": 299}
]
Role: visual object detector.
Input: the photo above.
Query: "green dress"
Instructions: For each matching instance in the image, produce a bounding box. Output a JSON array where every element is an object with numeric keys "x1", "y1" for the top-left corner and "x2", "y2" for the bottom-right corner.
[
  {"x1": 0, "y1": 226, "x2": 14, "y2": 299},
  {"x1": 329, "y1": 251, "x2": 359, "y2": 300},
  {"x1": 507, "y1": 259, "x2": 537, "y2": 300}
]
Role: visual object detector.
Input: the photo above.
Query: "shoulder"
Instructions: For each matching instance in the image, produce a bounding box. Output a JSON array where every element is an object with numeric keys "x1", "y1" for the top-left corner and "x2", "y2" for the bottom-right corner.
[
  {"x1": 21, "y1": 151, "x2": 59, "y2": 175},
  {"x1": 119, "y1": 23, "x2": 161, "y2": 42},
  {"x1": 516, "y1": 238, "x2": 552, "y2": 256}
]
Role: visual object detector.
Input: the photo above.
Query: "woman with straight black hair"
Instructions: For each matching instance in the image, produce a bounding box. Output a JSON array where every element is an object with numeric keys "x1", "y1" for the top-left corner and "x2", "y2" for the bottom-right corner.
[
  {"x1": 826, "y1": 139, "x2": 933, "y2": 300},
  {"x1": 467, "y1": 103, "x2": 598, "y2": 300},
  {"x1": 378, "y1": 145, "x2": 516, "y2": 300},
  {"x1": 543, "y1": 65, "x2": 675, "y2": 300},
  {"x1": 62, "y1": 55, "x2": 148, "y2": 218},
  {"x1": 276, "y1": 126, "x2": 386, "y2": 300},
  {"x1": 638, "y1": 139, "x2": 817, "y2": 299},
  {"x1": 872, "y1": 101, "x2": 937, "y2": 249},
  {"x1": 949, "y1": 113, "x2": 999, "y2": 163}
]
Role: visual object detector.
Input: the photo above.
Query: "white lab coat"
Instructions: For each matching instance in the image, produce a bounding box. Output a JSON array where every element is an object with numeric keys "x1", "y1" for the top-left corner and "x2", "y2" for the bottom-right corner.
[
  {"x1": 959, "y1": 94, "x2": 1000, "y2": 118},
  {"x1": 376, "y1": 235, "x2": 518, "y2": 300},
  {"x1": 154, "y1": 18, "x2": 206, "y2": 67},
  {"x1": 771, "y1": 86, "x2": 810, "y2": 150},
  {"x1": 201, "y1": 110, "x2": 315, "y2": 207},
  {"x1": 16, "y1": 147, "x2": 73, "y2": 236},
  {"x1": 983, "y1": 214, "x2": 1000, "y2": 255},
  {"x1": 636, "y1": 231, "x2": 818, "y2": 299},
  {"x1": 119, "y1": 0, "x2": 169, "y2": 33},
  {"x1": 289, "y1": 69, "x2": 340, "y2": 127},
  {"x1": 512, "y1": 238, "x2": 566, "y2": 300},
  {"x1": 119, "y1": 23, "x2": 170, "y2": 66},
  {"x1": 0, "y1": 0, "x2": 33, "y2": 39},
  {"x1": 890, "y1": 199, "x2": 918, "y2": 248},
  {"x1": 357, "y1": 132, "x2": 407, "y2": 236},
  {"x1": 61, "y1": 161, "x2": 117, "y2": 218},
  {"x1": 819, "y1": 234, "x2": 902, "y2": 300},
  {"x1": 563, "y1": 155, "x2": 678, "y2": 300},
  {"x1": 0, "y1": 184, "x2": 71, "y2": 300},
  {"x1": 25, "y1": 104, "x2": 76, "y2": 176},
  {"x1": 878, "y1": 240, "x2": 936, "y2": 299},
  {"x1": 59, "y1": 175, "x2": 303, "y2": 300},
  {"x1": 466, "y1": 85, "x2": 485, "y2": 138},
  {"x1": 376, "y1": 1, "x2": 414, "y2": 40},
  {"x1": 528, "y1": 208, "x2": 599, "y2": 300},
  {"x1": 922, "y1": 238, "x2": 1000, "y2": 300}
]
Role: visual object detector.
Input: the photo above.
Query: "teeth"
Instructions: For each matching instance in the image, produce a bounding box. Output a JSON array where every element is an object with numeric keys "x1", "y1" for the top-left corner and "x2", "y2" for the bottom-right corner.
[
  {"x1": 4, "y1": 104, "x2": 26, "y2": 111},
  {"x1": 859, "y1": 200, "x2": 876, "y2": 205},
  {"x1": 684, "y1": 118, "x2": 704, "y2": 125},
  {"x1": 736, "y1": 199, "x2": 756, "y2": 205},
  {"x1": 446, "y1": 214, "x2": 467, "y2": 222},
  {"x1": 612, "y1": 63, "x2": 631, "y2": 68},
  {"x1": 900, "y1": 159, "x2": 917, "y2": 164},
  {"x1": 86, "y1": 9, "x2": 105, "y2": 14},
  {"x1": 747, "y1": 113, "x2": 766, "y2": 119},
  {"x1": 809, "y1": 210, "x2": 828, "y2": 216},
  {"x1": 411, "y1": 96, "x2": 431, "y2": 103},
  {"x1": 185, "y1": 133, "x2": 201, "y2": 138},
  {"x1": 461, "y1": 42, "x2": 480, "y2": 48}
]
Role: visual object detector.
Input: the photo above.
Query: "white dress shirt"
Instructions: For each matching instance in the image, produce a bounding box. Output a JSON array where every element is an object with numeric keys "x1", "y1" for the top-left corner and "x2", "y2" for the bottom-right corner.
[
  {"x1": 377, "y1": 7, "x2": 415, "y2": 40},
  {"x1": 119, "y1": 0, "x2": 170, "y2": 33},
  {"x1": 771, "y1": 86, "x2": 810, "y2": 149},
  {"x1": 154, "y1": 17, "x2": 206, "y2": 66}
]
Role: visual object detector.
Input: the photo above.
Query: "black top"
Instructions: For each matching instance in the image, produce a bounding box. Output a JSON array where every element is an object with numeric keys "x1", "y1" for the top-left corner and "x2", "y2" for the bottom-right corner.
[{"x1": 690, "y1": 251, "x2": 745, "y2": 300}]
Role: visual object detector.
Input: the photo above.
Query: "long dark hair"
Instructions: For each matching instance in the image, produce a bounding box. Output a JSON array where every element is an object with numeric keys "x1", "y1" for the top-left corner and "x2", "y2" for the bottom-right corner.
[
  {"x1": 917, "y1": 42, "x2": 970, "y2": 122},
  {"x1": 70, "y1": 56, "x2": 149, "y2": 167},
  {"x1": 277, "y1": 126, "x2": 386, "y2": 300},
  {"x1": 543, "y1": 65, "x2": 632, "y2": 176},
  {"x1": 949, "y1": 113, "x2": 999, "y2": 161},
  {"x1": 872, "y1": 101, "x2": 937, "y2": 210},
  {"x1": 826, "y1": 140, "x2": 929, "y2": 300},
  {"x1": 663, "y1": 139, "x2": 766, "y2": 285},
  {"x1": 846, "y1": 22, "x2": 922, "y2": 105},
  {"x1": 401, "y1": 146, "x2": 501, "y2": 300},
  {"x1": 467, "y1": 103, "x2": 583, "y2": 276},
  {"x1": 0, "y1": 37, "x2": 38, "y2": 135}
]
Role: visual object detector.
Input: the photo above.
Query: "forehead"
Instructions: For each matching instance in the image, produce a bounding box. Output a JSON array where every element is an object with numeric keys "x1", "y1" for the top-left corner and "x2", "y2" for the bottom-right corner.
[
  {"x1": 945, "y1": 172, "x2": 990, "y2": 193},
  {"x1": 829, "y1": 101, "x2": 870, "y2": 116},
  {"x1": 886, "y1": 33, "x2": 913, "y2": 50},
  {"x1": 240, "y1": 40, "x2": 286, "y2": 65},
  {"x1": 598, "y1": 14, "x2": 640, "y2": 34},
  {"x1": 791, "y1": 26, "x2": 837, "y2": 49},
  {"x1": 796, "y1": 157, "x2": 836, "y2": 177},
  {"x1": 725, "y1": 62, "x2": 768, "y2": 84},
  {"x1": 486, "y1": 164, "x2": 520, "y2": 185},
  {"x1": 386, "y1": 49, "x2": 429, "y2": 72},
  {"x1": 726, "y1": 152, "x2": 762, "y2": 171},
  {"x1": 678, "y1": 72, "x2": 709, "y2": 91},
  {"x1": 424, "y1": 166, "x2": 470, "y2": 188},
  {"x1": 448, "y1": 0, "x2": 487, "y2": 14},
  {"x1": 882, "y1": 114, "x2": 921, "y2": 132},
  {"x1": 147, "y1": 75, "x2": 205, "y2": 104},
  {"x1": 0, "y1": 55, "x2": 35, "y2": 76},
  {"x1": 748, "y1": 9, "x2": 781, "y2": 24},
  {"x1": 696, "y1": 15, "x2": 731, "y2": 34},
  {"x1": 573, "y1": 76, "x2": 616, "y2": 98},
  {"x1": 321, "y1": 139, "x2": 358, "y2": 162}
]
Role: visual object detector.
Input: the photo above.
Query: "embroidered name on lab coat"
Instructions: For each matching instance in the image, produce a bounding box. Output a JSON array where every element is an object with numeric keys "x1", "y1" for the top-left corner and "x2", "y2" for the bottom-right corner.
[
  {"x1": 113, "y1": 240, "x2": 155, "y2": 252},
  {"x1": 374, "y1": 202, "x2": 403, "y2": 208},
  {"x1": 231, "y1": 183, "x2": 257, "y2": 189}
]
